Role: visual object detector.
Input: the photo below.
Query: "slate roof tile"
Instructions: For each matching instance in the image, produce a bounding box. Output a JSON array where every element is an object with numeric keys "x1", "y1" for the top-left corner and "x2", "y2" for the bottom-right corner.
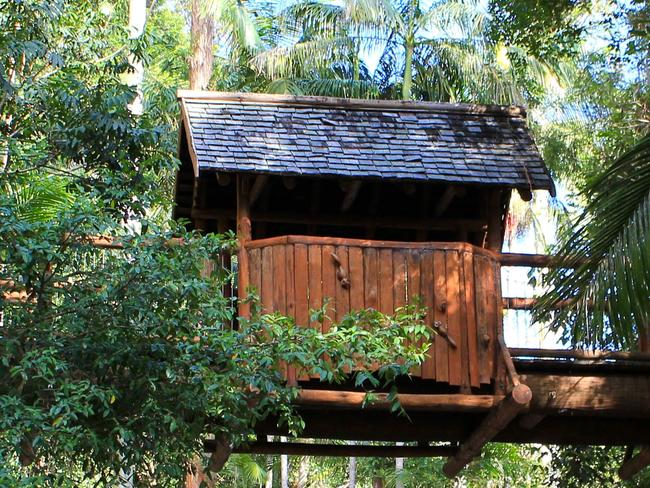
[{"x1": 179, "y1": 94, "x2": 554, "y2": 192}]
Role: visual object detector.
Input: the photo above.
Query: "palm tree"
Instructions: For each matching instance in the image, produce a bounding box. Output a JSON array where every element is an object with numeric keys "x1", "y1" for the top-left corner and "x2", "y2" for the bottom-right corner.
[
  {"x1": 534, "y1": 135, "x2": 650, "y2": 351},
  {"x1": 254, "y1": 0, "x2": 566, "y2": 103},
  {"x1": 188, "y1": 0, "x2": 260, "y2": 90}
]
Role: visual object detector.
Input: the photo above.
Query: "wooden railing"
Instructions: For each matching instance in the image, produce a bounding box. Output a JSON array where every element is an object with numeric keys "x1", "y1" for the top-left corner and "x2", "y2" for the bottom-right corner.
[{"x1": 242, "y1": 235, "x2": 504, "y2": 389}]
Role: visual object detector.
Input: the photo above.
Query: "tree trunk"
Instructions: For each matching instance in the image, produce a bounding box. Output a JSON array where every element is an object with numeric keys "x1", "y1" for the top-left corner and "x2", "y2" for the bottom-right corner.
[
  {"x1": 126, "y1": 0, "x2": 147, "y2": 114},
  {"x1": 372, "y1": 477, "x2": 385, "y2": 488},
  {"x1": 280, "y1": 437, "x2": 289, "y2": 488},
  {"x1": 265, "y1": 435, "x2": 274, "y2": 488},
  {"x1": 401, "y1": 38, "x2": 414, "y2": 101},
  {"x1": 189, "y1": 0, "x2": 215, "y2": 90},
  {"x1": 347, "y1": 440, "x2": 357, "y2": 488},
  {"x1": 395, "y1": 442, "x2": 404, "y2": 488}
]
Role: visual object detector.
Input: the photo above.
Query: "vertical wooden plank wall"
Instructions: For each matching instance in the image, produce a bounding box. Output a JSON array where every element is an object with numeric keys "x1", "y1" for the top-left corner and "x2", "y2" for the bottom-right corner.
[{"x1": 244, "y1": 239, "x2": 501, "y2": 387}]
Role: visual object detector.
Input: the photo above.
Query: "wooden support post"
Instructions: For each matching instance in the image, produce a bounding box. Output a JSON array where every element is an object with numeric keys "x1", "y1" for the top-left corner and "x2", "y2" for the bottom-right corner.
[
  {"x1": 619, "y1": 447, "x2": 650, "y2": 480},
  {"x1": 237, "y1": 175, "x2": 252, "y2": 319},
  {"x1": 442, "y1": 383, "x2": 532, "y2": 478},
  {"x1": 341, "y1": 180, "x2": 362, "y2": 212},
  {"x1": 485, "y1": 190, "x2": 503, "y2": 251},
  {"x1": 249, "y1": 174, "x2": 269, "y2": 208}
]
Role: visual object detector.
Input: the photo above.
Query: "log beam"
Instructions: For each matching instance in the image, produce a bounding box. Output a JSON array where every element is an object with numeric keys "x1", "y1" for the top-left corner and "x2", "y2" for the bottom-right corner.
[
  {"x1": 223, "y1": 441, "x2": 456, "y2": 458},
  {"x1": 442, "y1": 383, "x2": 532, "y2": 477},
  {"x1": 510, "y1": 348, "x2": 650, "y2": 362},
  {"x1": 297, "y1": 389, "x2": 504, "y2": 412},
  {"x1": 619, "y1": 447, "x2": 650, "y2": 480}
]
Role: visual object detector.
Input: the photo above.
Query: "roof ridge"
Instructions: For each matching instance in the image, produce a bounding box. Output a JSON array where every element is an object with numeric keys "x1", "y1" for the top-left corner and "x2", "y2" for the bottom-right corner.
[{"x1": 177, "y1": 90, "x2": 527, "y2": 118}]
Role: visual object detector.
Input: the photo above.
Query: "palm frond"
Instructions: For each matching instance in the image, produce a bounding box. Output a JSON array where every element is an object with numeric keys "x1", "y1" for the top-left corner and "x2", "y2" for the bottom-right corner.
[
  {"x1": 204, "y1": 0, "x2": 260, "y2": 51},
  {"x1": 8, "y1": 177, "x2": 75, "y2": 223},
  {"x1": 534, "y1": 135, "x2": 650, "y2": 349},
  {"x1": 417, "y1": 0, "x2": 487, "y2": 38},
  {"x1": 252, "y1": 36, "x2": 354, "y2": 79}
]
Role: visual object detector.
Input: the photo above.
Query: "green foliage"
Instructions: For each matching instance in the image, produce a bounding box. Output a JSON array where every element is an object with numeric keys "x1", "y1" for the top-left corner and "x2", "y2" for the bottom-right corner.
[
  {"x1": 488, "y1": 0, "x2": 588, "y2": 61},
  {"x1": 548, "y1": 445, "x2": 650, "y2": 488},
  {"x1": 535, "y1": 134, "x2": 650, "y2": 349}
]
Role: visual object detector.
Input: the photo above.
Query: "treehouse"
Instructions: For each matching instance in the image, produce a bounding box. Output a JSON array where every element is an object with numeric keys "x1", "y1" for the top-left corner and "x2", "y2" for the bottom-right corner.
[{"x1": 174, "y1": 91, "x2": 650, "y2": 478}]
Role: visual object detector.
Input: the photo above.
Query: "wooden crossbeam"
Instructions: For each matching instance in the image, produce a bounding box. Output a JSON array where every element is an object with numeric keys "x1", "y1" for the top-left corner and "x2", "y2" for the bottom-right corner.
[
  {"x1": 296, "y1": 389, "x2": 504, "y2": 412},
  {"x1": 222, "y1": 441, "x2": 456, "y2": 458},
  {"x1": 619, "y1": 447, "x2": 650, "y2": 480},
  {"x1": 442, "y1": 383, "x2": 532, "y2": 478},
  {"x1": 510, "y1": 348, "x2": 650, "y2": 362}
]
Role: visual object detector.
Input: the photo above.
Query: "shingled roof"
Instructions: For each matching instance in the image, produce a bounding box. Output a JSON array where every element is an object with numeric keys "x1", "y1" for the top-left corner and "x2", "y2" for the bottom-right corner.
[{"x1": 178, "y1": 91, "x2": 555, "y2": 194}]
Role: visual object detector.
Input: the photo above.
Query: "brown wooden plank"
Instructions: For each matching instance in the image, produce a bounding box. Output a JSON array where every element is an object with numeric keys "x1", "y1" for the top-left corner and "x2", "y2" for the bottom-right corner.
[
  {"x1": 420, "y1": 251, "x2": 436, "y2": 379},
  {"x1": 484, "y1": 256, "x2": 498, "y2": 383},
  {"x1": 492, "y1": 257, "x2": 506, "y2": 392},
  {"x1": 260, "y1": 246, "x2": 274, "y2": 314},
  {"x1": 334, "y1": 246, "x2": 351, "y2": 321},
  {"x1": 392, "y1": 250, "x2": 408, "y2": 369},
  {"x1": 407, "y1": 250, "x2": 423, "y2": 377},
  {"x1": 474, "y1": 255, "x2": 490, "y2": 384},
  {"x1": 273, "y1": 245, "x2": 288, "y2": 380},
  {"x1": 321, "y1": 245, "x2": 337, "y2": 333},
  {"x1": 393, "y1": 251, "x2": 407, "y2": 310},
  {"x1": 348, "y1": 247, "x2": 364, "y2": 312},
  {"x1": 378, "y1": 249, "x2": 393, "y2": 315},
  {"x1": 294, "y1": 245, "x2": 309, "y2": 327},
  {"x1": 445, "y1": 251, "x2": 463, "y2": 386},
  {"x1": 463, "y1": 252, "x2": 480, "y2": 388},
  {"x1": 308, "y1": 245, "x2": 323, "y2": 379},
  {"x1": 457, "y1": 253, "x2": 471, "y2": 392},
  {"x1": 273, "y1": 245, "x2": 287, "y2": 315},
  {"x1": 245, "y1": 235, "x2": 509, "y2": 256},
  {"x1": 249, "y1": 248, "x2": 262, "y2": 300},
  {"x1": 294, "y1": 244, "x2": 310, "y2": 381},
  {"x1": 363, "y1": 248, "x2": 379, "y2": 310},
  {"x1": 308, "y1": 245, "x2": 323, "y2": 328},
  {"x1": 285, "y1": 244, "x2": 297, "y2": 385},
  {"x1": 433, "y1": 250, "x2": 449, "y2": 383},
  {"x1": 286, "y1": 244, "x2": 295, "y2": 318}
]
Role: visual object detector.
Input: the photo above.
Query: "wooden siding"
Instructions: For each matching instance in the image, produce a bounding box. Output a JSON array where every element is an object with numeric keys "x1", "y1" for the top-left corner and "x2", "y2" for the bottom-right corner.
[{"x1": 243, "y1": 235, "x2": 502, "y2": 387}]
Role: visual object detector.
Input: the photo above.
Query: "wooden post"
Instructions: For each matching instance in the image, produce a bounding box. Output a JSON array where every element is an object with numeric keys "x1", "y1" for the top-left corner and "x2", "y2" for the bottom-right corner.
[
  {"x1": 486, "y1": 190, "x2": 503, "y2": 251},
  {"x1": 442, "y1": 383, "x2": 532, "y2": 478},
  {"x1": 619, "y1": 447, "x2": 650, "y2": 480},
  {"x1": 237, "y1": 175, "x2": 252, "y2": 319}
]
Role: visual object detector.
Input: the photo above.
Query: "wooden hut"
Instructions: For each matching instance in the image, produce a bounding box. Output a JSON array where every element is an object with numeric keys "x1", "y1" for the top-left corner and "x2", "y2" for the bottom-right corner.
[{"x1": 175, "y1": 91, "x2": 650, "y2": 478}]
